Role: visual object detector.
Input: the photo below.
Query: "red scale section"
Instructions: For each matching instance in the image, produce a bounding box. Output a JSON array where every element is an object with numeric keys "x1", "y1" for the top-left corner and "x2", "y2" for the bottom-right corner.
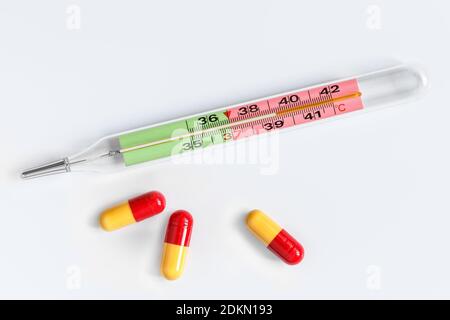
[{"x1": 224, "y1": 79, "x2": 362, "y2": 143}]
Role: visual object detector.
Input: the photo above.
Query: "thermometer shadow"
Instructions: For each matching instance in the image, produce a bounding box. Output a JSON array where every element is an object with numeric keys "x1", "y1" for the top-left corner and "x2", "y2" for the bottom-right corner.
[{"x1": 235, "y1": 211, "x2": 279, "y2": 263}]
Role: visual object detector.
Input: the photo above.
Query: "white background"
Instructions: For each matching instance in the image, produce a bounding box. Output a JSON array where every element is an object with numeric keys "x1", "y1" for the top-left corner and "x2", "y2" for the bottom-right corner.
[{"x1": 0, "y1": 1, "x2": 449, "y2": 299}]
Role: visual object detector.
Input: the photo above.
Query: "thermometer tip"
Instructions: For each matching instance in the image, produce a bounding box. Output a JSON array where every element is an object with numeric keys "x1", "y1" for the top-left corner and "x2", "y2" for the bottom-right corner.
[{"x1": 21, "y1": 158, "x2": 70, "y2": 179}]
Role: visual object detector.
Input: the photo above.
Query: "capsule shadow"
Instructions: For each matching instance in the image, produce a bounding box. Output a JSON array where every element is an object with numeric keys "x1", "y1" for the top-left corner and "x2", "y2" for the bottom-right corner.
[
  {"x1": 146, "y1": 221, "x2": 166, "y2": 279},
  {"x1": 90, "y1": 210, "x2": 102, "y2": 230}
]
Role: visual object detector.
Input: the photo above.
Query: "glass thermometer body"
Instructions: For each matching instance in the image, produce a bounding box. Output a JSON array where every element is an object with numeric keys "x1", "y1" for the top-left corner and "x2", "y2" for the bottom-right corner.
[{"x1": 21, "y1": 65, "x2": 427, "y2": 179}]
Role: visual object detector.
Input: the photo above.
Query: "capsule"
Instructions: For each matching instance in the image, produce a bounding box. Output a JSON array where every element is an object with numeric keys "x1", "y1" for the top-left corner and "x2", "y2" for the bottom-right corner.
[
  {"x1": 246, "y1": 210, "x2": 304, "y2": 265},
  {"x1": 161, "y1": 210, "x2": 193, "y2": 280},
  {"x1": 100, "y1": 191, "x2": 166, "y2": 231}
]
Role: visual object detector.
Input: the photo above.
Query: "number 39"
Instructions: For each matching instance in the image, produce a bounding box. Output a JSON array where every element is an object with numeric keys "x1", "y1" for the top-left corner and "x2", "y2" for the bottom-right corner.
[{"x1": 263, "y1": 120, "x2": 284, "y2": 131}]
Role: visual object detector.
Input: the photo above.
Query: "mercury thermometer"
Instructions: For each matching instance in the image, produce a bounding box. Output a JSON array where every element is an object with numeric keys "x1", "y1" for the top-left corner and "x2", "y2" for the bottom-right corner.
[{"x1": 21, "y1": 65, "x2": 427, "y2": 179}]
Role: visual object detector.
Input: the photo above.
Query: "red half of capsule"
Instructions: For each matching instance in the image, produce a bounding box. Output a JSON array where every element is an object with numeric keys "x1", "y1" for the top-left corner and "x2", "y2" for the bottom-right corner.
[
  {"x1": 164, "y1": 210, "x2": 193, "y2": 247},
  {"x1": 128, "y1": 191, "x2": 166, "y2": 222},
  {"x1": 268, "y1": 229, "x2": 304, "y2": 265}
]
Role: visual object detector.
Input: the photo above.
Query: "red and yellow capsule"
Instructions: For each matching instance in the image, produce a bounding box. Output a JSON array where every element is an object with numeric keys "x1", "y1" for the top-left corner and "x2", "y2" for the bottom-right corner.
[
  {"x1": 246, "y1": 210, "x2": 304, "y2": 265},
  {"x1": 100, "y1": 191, "x2": 166, "y2": 231},
  {"x1": 161, "y1": 210, "x2": 193, "y2": 280}
]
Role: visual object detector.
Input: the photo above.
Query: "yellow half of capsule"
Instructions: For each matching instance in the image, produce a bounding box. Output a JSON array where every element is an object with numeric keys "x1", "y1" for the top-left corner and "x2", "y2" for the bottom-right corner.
[
  {"x1": 246, "y1": 209, "x2": 282, "y2": 246},
  {"x1": 161, "y1": 243, "x2": 188, "y2": 280},
  {"x1": 100, "y1": 202, "x2": 136, "y2": 231}
]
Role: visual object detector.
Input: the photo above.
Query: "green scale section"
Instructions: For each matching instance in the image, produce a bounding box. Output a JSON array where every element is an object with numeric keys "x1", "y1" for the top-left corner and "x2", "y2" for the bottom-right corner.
[{"x1": 119, "y1": 111, "x2": 231, "y2": 166}]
